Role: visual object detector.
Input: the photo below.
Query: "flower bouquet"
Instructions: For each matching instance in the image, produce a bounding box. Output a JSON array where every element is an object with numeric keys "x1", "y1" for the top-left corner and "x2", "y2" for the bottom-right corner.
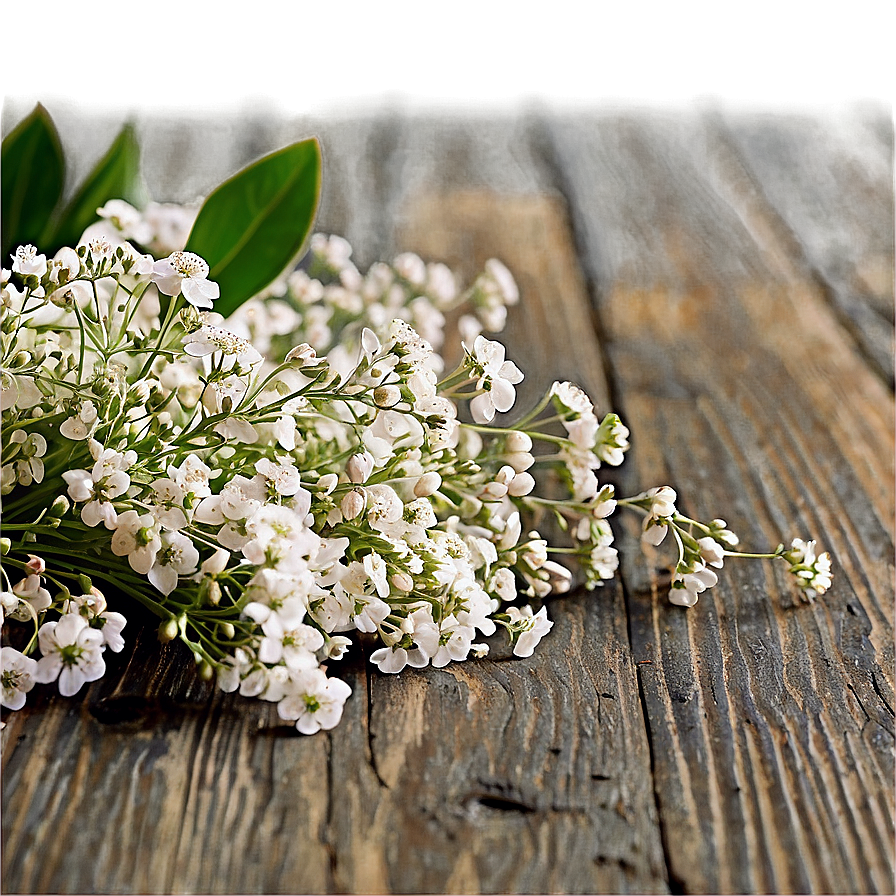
[{"x1": 0, "y1": 105, "x2": 833, "y2": 732}]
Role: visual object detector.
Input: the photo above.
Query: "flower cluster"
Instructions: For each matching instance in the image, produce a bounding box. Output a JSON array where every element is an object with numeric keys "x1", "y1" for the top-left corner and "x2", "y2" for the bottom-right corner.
[{"x1": 0, "y1": 201, "x2": 833, "y2": 731}]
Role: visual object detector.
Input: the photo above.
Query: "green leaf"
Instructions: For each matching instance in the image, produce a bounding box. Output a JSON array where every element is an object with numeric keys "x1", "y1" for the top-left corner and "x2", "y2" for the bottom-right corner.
[
  {"x1": 1, "y1": 104, "x2": 64, "y2": 261},
  {"x1": 50, "y1": 123, "x2": 144, "y2": 252},
  {"x1": 184, "y1": 138, "x2": 321, "y2": 317}
]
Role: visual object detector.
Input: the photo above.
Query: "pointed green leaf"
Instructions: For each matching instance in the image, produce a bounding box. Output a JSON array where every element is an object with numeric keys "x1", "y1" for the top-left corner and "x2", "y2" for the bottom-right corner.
[
  {"x1": 50, "y1": 123, "x2": 144, "y2": 252},
  {"x1": 1, "y1": 104, "x2": 64, "y2": 261},
  {"x1": 185, "y1": 138, "x2": 321, "y2": 317}
]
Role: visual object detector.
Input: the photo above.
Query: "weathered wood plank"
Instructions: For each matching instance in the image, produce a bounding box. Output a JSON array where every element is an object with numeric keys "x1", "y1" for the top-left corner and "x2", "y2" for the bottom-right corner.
[
  {"x1": 548, "y1": 110, "x2": 895, "y2": 894},
  {"x1": 324, "y1": 183, "x2": 664, "y2": 893},
  {"x1": 4, "y1": 109, "x2": 892, "y2": 895}
]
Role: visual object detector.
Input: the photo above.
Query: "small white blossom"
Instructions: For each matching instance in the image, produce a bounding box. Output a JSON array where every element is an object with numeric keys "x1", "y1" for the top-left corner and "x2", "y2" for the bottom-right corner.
[
  {"x1": 468, "y1": 335, "x2": 524, "y2": 424},
  {"x1": 151, "y1": 251, "x2": 219, "y2": 308},
  {"x1": 59, "y1": 400, "x2": 99, "y2": 441},
  {"x1": 277, "y1": 669, "x2": 352, "y2": 735},
  {"x1": 642, "y1": 486, "x2": 678, "y2": 546},
  {"x1": 1, "y1": 647, "x2": 39, "y2": 710},
  {"x1": 785, "y1": 538, "x2": 833, "y2": 600},
  {"x1": 12, "y1": 244, "x2": 47, "y2": 278},
  {"x1": 34, "y1": 614, "x2": 106, "y2": 696},
  {"x1": 507, "y1": 605, "x2": 553, "y2": 657},
  {"x1": 670, "y1": 562, "x2": 718, "y2": 607}
]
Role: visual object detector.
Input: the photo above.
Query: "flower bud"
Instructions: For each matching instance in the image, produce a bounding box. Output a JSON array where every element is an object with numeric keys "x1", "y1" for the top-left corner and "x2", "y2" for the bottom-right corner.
[
  {"x1": 25, "y1": 554, "x2": 46, "y2": 575},
  {"x1": 505, "y1": 451, "x2": 535, "y2": 472},
  {"x1": 390, "y1": 571, "x2": 414, "y2": 592},
  {"x1": 207, "y1": 580, "x2": 222, "y2": 606},
  {"x1": 495, "y1": 465, "x2": 516, "y2": 486},
  {"x1": 481, "y1": 481, "x2": 509, "y2": 500},
  {"x1": 159, "y1": 618, "x2": 180, "y2": 642},
  {"x1": 507, "y1": 471, "x2": 535, "y2": 497},
  {"x1": 285, "y1": 342, "x2": 317, "y2": 366},
  {"x1": 0, "y1": 538, "x2": 10, "y2": 555},
  {"x1": 317, "y1": 473, "x2": 338, "y2": 494},
  {"x1": 78, "y1": 574, "x2": 93, "y2": 593},
  {"x1": 341, "y1": 489, "x2": 366, "y2": 520},
  {"x1": 346, "y1": 451, "x2": 375, "y2": 484},
  {"x1": 220, "y1": 622, "x2": 235, "y2": 640},
  {"x1": 505, "y1": 431, "x2": 532, "y2": 453},
  {"x1": 413, "y1": 471, "x2": 442, "y2": 498},
  {"x1": 373, "y1": 385, "x2": 401, "y2": 408}
]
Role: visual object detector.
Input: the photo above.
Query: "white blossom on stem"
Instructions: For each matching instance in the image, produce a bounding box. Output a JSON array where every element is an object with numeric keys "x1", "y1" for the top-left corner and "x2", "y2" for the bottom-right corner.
[
  {"x1": 34, "y1": 615, "x2": 106, "y2": 696},
  {"x1": 1, "y1": 647, "x2": 39, "y2": 710}
]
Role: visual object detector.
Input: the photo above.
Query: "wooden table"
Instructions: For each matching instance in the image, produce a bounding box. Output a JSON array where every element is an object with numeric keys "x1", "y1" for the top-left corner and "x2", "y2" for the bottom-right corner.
[{"x1": 2, "y1": 107, "x2": 894, "y2": 894}]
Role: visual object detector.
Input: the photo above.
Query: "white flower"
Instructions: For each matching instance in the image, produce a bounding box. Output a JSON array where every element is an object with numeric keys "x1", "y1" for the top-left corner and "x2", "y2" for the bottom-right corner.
[
  {"x1": 9, "y1": 574, "x2": 52, "y2": 620},
  {"x1": 589, "y1": 543, "x2": 619, "y2": 582},
  {"x1": 393, "y1": 252, "x2": 427, "y2": 285},
  {"x1": 12, "y1": 244, "x2": 47, "y2": 279},
  {"x1": 431, "y1": 615, "x2": 475, "y2": 667},
  {"x1": 361, "y1": 552, "x2": 391, "y2": 599},
  {"x1": 62, "y1": 593, "x2": 128, "y2": 653},
  {"x1": 167, "y1": 454, "x2": 214, "y2": 499},
  {"x1": 34, "y1": 614, "x2": 106, "y2": 696},
  {"x1": 670, "y1": 562, "x2": 718, "y2": 607},
  {"x1": 1, "y1": 647, "x2": 39, "y2": 710},
  {"x1": 642, "y1": 486, "x2": 678, "y2": 546},
  {"x1": 2, "y1": 430, "x2": 47, "y2": 492},
  {"x1": 59, "y1": 399, "x2": 99, "y2": 441},
  {"x1": 151, "y1": 251, "x2": 219, "y2": 308},
  {"x1": 1, "y1": 590, "x2": 21, "y2": 622},
  {"x1": 507, "y1": 605, "x2": 553, "y2": 657},
  {"x1": 312, "y1": 233, "x2": 354, "y2": 269},
  {"x1": 370, "y1": 645, "x2": 411, "y2": 674},
  {"x1": 62, "y1": 451, "x2": 131, "y2": 529},
  {"x1": 0, "y1": 369, "x2": 43, "y2": 412},
  {"x1": 277, "y1": 669, "x2": 352, "y2": 735},
  {"x1": 785, "y1": 538, "x2": 833, "y2": 600},
  {"x1": 490, "y1": 567, "x2": 517, "y2": 602},
  {"x1": 255, "y1": 457, "x2": 304, "y2": 497},
  {"x1": 243, "y1": 568, "x2": 311, "y2": 632},
  {"x1": 183, "y1": 324, "x2": 262, "y2": 365},
  {"x1": 364, "y1": 484, "x2": 404, "y2": 527},
  {"x1": 592, "y1": 484, "x2": 617, "y2": 519},
  {"x1": 595, "y1": 413, "x2": 630, "y2": 466},
  {"x1": 111, "y1": 510, "x2": 162, "y2": 575},
  {"x1": 697, "y1": 536, "x2": 726, "y2": 569},
  {"x1": 551, "y1": 380, "x2": 593, "y2": 417},
  {"x1": 149, "y1": 531, "x2": 200, "y2": 595},
  {"x1": 468, "y1": 335, "x2": 524, "y2": 424},
  {"x1": 258, "y1": 621, "x2": 324, "y2": 669}
]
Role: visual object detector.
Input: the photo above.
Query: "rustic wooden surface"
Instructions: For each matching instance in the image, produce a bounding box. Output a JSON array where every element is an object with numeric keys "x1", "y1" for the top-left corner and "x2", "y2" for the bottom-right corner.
[{"x1": 1, "y1": 104, "x2": 894, "y2": 895}]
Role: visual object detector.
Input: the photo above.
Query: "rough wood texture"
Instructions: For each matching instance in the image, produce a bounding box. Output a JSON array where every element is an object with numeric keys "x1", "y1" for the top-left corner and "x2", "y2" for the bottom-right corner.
[{"x1": 2, "y1": 108, "x2": 894, "y2": 894}]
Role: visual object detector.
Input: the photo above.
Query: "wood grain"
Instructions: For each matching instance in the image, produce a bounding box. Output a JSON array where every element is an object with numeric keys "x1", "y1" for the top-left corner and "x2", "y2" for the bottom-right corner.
[
  {"x1": 548, "y1": 111, "x2": 895, "y2": 893},
  {"x1": 2, "y1": 109, "x2": 893, "y2": 895}
]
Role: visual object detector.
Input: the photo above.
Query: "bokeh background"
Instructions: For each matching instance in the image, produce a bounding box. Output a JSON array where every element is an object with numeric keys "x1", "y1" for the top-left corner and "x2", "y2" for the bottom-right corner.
[{"x1": 0, "y1": 0, "x2": 894, "y2": 199}]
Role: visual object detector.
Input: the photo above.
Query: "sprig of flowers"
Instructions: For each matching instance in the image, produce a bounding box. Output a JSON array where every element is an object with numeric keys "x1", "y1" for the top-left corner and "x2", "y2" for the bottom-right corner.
[{"x1": 0, "y1": 201, "x2": 833, "y2": 732}]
